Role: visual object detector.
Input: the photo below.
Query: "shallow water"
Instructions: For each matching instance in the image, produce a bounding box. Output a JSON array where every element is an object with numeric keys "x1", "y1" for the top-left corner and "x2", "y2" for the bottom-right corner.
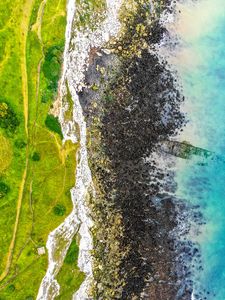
[{"x1": 168, "y1": 0, "x2": 225, "y2": 299}]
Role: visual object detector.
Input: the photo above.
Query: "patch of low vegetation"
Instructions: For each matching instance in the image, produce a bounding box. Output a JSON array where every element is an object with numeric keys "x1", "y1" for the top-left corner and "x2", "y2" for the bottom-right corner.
[
  {"x1": 0, "y1": 182, "x2": 10, "y2": 198},
  {"x1": 56, "y1": 238, "x2": 85, "y2": 300},
  {"x1": 31, "y1": 151, "x2": 41, "y2": 161},
  {"x1": 64, "y1": 240, "x2": 79, "y2": 264},
  {"x1": 53, "y1": 204, "x2": 66, "y2": 216},
  {"x1": 0, "y1": 133, "x2": 12, "y2": 173},
  {"x1": 7, "y1": 284, "x2": 15, "y2": 292},
  {"x1": 42, "y1": 45, "x2": 64, "y2": 102},
  {"x1": 14, "y1": 139, "x2": 27, "y2": 149},
  {"x1": 45, "y1": 114, "x2": 63, "y2": 139},
  {"x1": 0, "y1": 102, "x2": 20, "y2": 133},
  {"x1": 64, "y1": 82, "x2": 74, "y2": 121}
]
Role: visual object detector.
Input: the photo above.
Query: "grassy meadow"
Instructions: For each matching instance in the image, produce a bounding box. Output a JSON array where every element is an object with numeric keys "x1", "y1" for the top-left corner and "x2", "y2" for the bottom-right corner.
[{"x1": 0, "y1": 0, "x2": 83, "y2": 298}]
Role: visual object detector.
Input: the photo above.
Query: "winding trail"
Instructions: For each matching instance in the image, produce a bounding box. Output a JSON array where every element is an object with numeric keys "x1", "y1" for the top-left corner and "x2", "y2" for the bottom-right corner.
[
  {"x1": 0, "y1": 0, "x2": 34, "y2": 282},
  {"x1": 31, "y1": 0, "x2": 47, "y2": 143},
  {"x1": 0, "y1": 160, "x2": 28, "y2": 282},
  {"x1": 21, "y1": 0, "x2": 34, "y2": 137}
]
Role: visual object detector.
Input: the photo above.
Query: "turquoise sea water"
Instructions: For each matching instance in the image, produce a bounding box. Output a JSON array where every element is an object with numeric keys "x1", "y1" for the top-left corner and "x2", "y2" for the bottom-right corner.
[{"x1": 172, "y1": 0, "x2": 225, "y2": 299}]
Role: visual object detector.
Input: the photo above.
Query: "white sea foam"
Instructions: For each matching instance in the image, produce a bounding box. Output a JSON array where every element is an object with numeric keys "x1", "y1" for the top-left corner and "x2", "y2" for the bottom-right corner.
[{"x1": 37, "y1": 0, "x2": 122, "y2": 299}]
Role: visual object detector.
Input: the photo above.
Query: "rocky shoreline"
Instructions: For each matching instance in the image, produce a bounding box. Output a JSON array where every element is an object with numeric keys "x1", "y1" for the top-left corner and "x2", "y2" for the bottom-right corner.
[{"x1": 76, "y1": 1, "x2": 202, "y2": 299}]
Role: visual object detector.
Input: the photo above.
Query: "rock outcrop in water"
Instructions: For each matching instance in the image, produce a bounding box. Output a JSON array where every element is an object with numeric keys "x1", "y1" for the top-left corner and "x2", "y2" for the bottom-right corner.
[{"x1": 160, "y1": 140, "x2": 214, "y2": 159}]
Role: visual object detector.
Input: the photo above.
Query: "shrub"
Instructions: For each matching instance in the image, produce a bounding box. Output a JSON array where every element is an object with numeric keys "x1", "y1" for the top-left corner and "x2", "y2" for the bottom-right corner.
[
  {"x1": 0, "y1": 182, "x2": 10, "y2": 198},
  {"x1": 32, "y1": 151, "x2": 40, "y2": 161},
  {"x1": 14, "y1": 139, "x2": 26, "y2": 149},
  {"x1": 0, "y1": 102, "x2": 20, "y2": 133},
  {"x1": 53, "y1": 204, "x2": 66, "y2": 216},
  {"x1": 45, "y1": 114, "x2": 63, "y2": 139},
  {"x1": 7, "y1": 284, "x2": 15, "y2": 292}
]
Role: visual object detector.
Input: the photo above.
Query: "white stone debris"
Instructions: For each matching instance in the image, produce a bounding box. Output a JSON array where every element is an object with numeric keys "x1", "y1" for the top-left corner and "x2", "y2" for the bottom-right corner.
[
  {"x1": 37, "y1": 0, "x2": 122, "y2": 300},
  {"x1": 37, "y1": 247, "x2": 46, "y2": 256}
]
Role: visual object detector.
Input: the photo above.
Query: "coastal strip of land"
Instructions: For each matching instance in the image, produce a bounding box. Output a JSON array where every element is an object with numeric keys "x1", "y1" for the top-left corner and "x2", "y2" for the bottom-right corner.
[{"x1": 0, "y1": 0, "x2": 83, "y2": 298}]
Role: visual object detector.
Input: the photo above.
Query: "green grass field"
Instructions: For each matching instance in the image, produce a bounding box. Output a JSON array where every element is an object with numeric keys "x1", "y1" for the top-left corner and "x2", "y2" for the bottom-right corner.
[
  {"x1": 0, "y1": 0, "x2": 83, "y2": 298},
  {"x1": 56, "y1": 237, "x2": 85, "y2": 300}
]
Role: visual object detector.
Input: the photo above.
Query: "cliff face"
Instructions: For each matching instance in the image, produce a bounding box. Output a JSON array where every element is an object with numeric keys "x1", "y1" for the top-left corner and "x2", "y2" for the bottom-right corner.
[{"x1": 76, "y1": 1, "x2": 196, "y2": 299}]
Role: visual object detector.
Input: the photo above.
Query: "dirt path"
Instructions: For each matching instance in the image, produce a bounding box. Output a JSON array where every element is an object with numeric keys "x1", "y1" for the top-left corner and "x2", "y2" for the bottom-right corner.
[
  {"x1": 0, "y1": 0, "x2": 34, "y2": 282},
  {"x1": 0, "y1": 159, "x2": 28, "y2": 282},
  {"x1": 35, "y1": 0, "x2": 47, "y2": 117},
  {"x1": 31, "y1": 0, "x2": 47, "y2": 143},
  {"x1": 21, "y1": 0, "x2": 34, "y2": 137}
]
